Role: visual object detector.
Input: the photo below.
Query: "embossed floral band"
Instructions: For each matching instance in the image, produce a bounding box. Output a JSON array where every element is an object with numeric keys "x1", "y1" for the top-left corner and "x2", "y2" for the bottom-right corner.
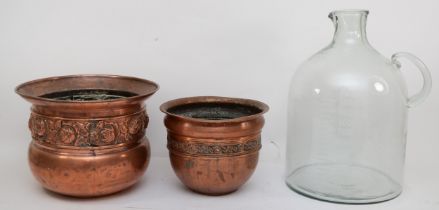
[
  {"x1": 167, "y1": 137, "x2": 261, "y2": 156},
  {"x1": 29, "y1": 110, "x2": 148, "y2": 147}
]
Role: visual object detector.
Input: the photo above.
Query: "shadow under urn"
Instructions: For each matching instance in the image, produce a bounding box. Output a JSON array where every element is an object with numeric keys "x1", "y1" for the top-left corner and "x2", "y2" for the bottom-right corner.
[
  {"x1": 160, "y1": 96, "x2": 269, "y2": 195},
  {"x1": 16, "y1": 75, "x2": 158, "y2": 197}
]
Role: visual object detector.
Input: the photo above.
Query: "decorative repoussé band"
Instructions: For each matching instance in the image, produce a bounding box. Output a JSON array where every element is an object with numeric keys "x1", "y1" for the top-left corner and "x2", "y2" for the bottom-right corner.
[
  {"x1": 167, "y1": 136, "x2": 261, "y2": 156},
  {"x1": 28, "y1": 110, "x2": 148, "y2": 147}
]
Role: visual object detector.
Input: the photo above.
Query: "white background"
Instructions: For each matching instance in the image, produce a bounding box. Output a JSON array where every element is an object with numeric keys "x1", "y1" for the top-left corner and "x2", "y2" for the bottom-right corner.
[{"x1": 0, "y1": 0, "x2": 438, "y2": 209}]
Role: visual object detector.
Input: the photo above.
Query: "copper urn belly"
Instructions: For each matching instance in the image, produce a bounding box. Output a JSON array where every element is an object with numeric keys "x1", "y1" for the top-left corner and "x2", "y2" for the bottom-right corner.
[
  {"x1": 16, "y1": 75, "x2": 158, "y2": 197},
  {"x1": 160, "y1": 96, "x2": 269, "y2": 195}
]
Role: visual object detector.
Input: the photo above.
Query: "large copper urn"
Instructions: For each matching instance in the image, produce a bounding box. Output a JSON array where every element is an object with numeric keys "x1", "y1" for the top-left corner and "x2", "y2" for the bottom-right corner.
[{"x1": 16, "y1": 75, "x2": 158, "y2": 197}]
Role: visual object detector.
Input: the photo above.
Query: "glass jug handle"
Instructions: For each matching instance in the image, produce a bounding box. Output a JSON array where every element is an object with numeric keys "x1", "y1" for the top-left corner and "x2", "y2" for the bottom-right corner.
[{"x1": 391, "y1": 52, "x2": 432, "y2": 108}]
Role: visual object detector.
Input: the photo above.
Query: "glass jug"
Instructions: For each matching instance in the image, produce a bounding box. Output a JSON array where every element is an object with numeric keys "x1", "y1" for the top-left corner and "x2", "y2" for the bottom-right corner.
[{"x1": 286, "y1": 10, "x2": 432, "y2": 203}]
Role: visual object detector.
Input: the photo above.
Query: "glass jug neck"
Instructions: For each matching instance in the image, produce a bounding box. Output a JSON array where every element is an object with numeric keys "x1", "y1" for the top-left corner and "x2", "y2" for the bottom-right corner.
[{"x1": 329, "y1": 10, "x2": 370, "y2": 46}]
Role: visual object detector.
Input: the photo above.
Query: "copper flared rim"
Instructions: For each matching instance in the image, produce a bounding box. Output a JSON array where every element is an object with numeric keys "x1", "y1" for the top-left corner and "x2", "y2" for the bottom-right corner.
[
  {"x1": 160, "y1": 96, "x2": 269, "y2": 123},
  {"x1": 15, "y1": 74, "x2": 159, "y2": 104}
]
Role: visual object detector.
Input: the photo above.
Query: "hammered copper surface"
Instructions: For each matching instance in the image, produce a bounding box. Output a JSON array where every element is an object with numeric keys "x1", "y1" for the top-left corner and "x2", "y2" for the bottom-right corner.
[
  {"x1": 16, "y1": 75, "x2": 158, "y2": 197},
  {"x1": 160, "y1": 96, "x2": 268, "y2": 195}
]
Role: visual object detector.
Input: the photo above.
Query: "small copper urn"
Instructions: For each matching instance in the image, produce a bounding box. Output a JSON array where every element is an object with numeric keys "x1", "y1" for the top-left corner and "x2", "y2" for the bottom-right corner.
[
  {"x1": 16, "y1": 75, "x2": 158, "y2": 197},
  {"x1": 160, "y1": 96, "x2": 269, "y2": 195}
]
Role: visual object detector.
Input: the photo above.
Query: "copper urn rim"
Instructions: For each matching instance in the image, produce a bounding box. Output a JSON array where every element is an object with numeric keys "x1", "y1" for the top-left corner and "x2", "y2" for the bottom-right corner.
[
  {"x1": 15, "y1": 74, "x2": 159, "y2": 105},
  {"x1": 160, "y1": 96, "x2": 269, "y2": 123}
]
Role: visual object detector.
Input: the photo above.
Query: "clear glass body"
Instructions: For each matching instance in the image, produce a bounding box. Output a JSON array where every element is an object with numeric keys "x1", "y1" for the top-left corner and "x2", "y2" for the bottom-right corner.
[{"x1": 286, "y1": 10, "x2": 431, "y2": 203}]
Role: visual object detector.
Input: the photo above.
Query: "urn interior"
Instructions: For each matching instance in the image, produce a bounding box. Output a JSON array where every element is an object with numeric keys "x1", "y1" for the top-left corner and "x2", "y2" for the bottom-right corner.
[{"x1": 167, "y1": 102, "x2": 263, "y2": 120}]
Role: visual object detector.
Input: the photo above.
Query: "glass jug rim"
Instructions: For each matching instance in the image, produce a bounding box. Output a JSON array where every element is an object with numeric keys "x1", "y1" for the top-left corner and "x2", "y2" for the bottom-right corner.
[{"x1": 329, "y1": 9, "x2": 369, "y2": 18}]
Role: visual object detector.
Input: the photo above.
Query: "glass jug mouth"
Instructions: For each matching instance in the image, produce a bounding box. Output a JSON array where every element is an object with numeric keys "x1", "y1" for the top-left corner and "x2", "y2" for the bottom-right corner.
[{"x1": 329, "y1": 9, "x2": 369, "y2": 19}]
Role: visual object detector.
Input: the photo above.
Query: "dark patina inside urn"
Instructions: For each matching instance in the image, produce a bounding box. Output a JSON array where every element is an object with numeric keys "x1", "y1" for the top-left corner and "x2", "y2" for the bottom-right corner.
[
  {"x1": 168, "y1": 102, "x2": 263, "y2": 120},
  {"x1": 40, "y1": 89, "x2": 138, "y2": 101}
]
